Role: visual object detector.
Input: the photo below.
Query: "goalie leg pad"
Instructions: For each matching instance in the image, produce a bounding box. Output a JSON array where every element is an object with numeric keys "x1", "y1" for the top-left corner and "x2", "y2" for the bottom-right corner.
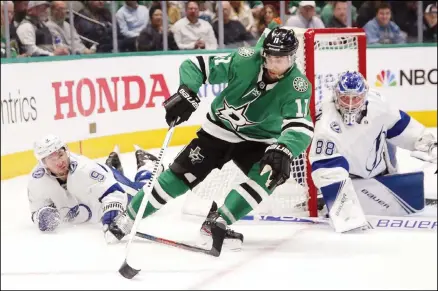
[
  {"x1": 321, "y1": 178, "x2": 368, "y2": 233},
  {"x1": 352, "y1": 171, "x2": 425, "y2": 216}
]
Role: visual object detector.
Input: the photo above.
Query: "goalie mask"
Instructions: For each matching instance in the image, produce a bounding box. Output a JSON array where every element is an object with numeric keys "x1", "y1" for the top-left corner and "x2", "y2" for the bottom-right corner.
[
  {"x1": 334, "y1": 71, "x2": 369, "y2": 126},
  {"x1": 34, "y1": 134, "x2": 70, "y2": 177},
  {"x1": 262, "y1": 27, "x2": 299, "y2": 78}
]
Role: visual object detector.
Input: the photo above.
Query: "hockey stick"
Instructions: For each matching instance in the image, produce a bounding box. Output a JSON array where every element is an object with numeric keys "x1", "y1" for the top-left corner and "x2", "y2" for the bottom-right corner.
[
  {"x1": 426, "y1": 198, "x2": 437, "y2": 206},
  {"x1": 240, "y1": 214, "x2": 437, "y2": 232},
  {"x1": 119, "y1": 121, "x2": 176, "y2": 279},
  {"x1": 134, "y1": 226, "x2": 225, "y2": 257}
]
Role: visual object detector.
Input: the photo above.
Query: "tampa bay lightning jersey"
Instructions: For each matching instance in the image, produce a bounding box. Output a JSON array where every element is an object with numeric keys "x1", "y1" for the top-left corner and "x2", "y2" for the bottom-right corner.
[
  {"x1": 309, "y1": 89, "x2": 426, "y2": 183},
  {"x1": 27, "y1": 153, "x2": 150, "y2": 224}
]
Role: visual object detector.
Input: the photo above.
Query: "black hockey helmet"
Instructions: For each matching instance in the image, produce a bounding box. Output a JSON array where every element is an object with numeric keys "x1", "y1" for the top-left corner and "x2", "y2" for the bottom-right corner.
[{"x1": 263, "y1": 27, "x2": 299, "y2": 57}]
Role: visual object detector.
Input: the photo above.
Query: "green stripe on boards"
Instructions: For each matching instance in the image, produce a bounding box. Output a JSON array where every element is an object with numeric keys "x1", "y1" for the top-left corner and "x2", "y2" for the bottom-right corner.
[{"x1": 127, "y1": 169, "x2": 190, "y2": 220}]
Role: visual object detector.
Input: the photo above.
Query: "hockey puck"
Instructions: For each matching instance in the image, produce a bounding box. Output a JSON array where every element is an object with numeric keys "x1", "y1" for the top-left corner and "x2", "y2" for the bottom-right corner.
[{"x1": 119, "y1": 260, "x2": 140, "y2": 279}]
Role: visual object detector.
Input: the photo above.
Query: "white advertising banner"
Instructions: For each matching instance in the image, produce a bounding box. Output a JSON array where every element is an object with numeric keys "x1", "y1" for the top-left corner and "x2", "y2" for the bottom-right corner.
[
  {"x1": 367, "y1": 47, "x2": 437, "y2": 111},
  {"x1": 1, "y1": 46, "x2": 436, "y2": 157}
]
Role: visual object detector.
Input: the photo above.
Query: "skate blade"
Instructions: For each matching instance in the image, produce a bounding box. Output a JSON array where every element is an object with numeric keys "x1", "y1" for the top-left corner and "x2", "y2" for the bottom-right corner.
[{"x1": 198, "y1": 232, "x2": 242, "y2": 251}]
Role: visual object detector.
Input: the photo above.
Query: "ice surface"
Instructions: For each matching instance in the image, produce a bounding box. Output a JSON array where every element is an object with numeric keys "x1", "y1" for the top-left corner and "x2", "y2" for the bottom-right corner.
[{"x1": 1, "y1": 130, "x2": 437, "y2": 290}]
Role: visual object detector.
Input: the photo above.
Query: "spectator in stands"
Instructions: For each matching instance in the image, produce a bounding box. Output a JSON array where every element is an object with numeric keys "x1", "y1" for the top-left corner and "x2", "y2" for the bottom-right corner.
[
  {"x1": 321, "y1": 1, "x2": 357, "y2": 27},
  {"x1": 168, "y1": 1, "x2": 184, "y2": 24},
  {"x1": 363, "y1": 2, "x2": 406, "y2": 44},
  {"x1": 45, "y1": 1, "x2": 94, "y2": 55},
  {"x1": 198, "y1": 1, "x2": 215, "y2": 23},
  {"x1": 171, "y1": 1, "x2": 217, "y2": 50},
  {"x1": 136, "y1": 5, "x2": 178, "y2": 51},
  {"x1": 74, "y1": 1, "x2": 113, "y2": 51},
  {"x1": 16, "y1": 1, "x2": 69, "y2": 57},
  {"x1": 149, "y1": 1, "x2": 181, "y2": 27},
  {"x1": 1, "y1": 1, "x2": 21, "y2": 57},
  {"x1": 356, "y1": 1, "x2": 382, "y2": 28},
  {"x1": 74, "y1": 1, "x2": 134, "y2": 52},
  {"x1": 116, "y1": 1, "x2": 149, "y2": 39},
  {"x1": 256, "y1": 4, "x2": 281, "y2": 36},
  {"x1": 391, "y1": 1, "x2": 419, "y2": 42},
  {"x1": 212, "y1": 1, "x2": 255, "y2": 47},
  {"x1": 230, "y1": 1, "x2": 256, "y2": 36},
  {"x1": 248, "y1": 1, "x2": 264, "y2": 20},
  {"x1": 423, "y1": 3, "x2": 437, "y2": 43},
  {"x1": 326, "y1": 1, "x2": 349, "y2": 27},
  {"x1": 285, "y1": 1, "x2": 325, "y2": 28},
  {"x1": 12, "y1": 0, "x2": 28, "y2": 27}
]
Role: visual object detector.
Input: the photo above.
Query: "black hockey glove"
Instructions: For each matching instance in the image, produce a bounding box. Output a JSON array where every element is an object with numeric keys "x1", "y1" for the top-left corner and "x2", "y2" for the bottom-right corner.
[
  {"x1": 259, "y1": 143, "x2": 293, "y2": 190},
  {"x1": 163, "y1": 85, "x2": 200, "y2": 126}
]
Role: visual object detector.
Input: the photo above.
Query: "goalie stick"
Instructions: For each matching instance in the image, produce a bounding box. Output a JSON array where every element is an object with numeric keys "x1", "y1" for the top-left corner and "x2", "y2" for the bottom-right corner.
[{"x1": 240, "y1": 214, "x2": 437, "y2": 232}]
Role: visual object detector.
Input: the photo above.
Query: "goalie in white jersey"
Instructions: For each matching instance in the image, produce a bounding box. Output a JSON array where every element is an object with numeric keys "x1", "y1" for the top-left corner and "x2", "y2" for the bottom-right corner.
[
  {"x1": 27, "y1": 134, "x2": 161, "y2": 242},
  {"x1": 309, "y1": 71, "x2": 437, "y2": 233}
]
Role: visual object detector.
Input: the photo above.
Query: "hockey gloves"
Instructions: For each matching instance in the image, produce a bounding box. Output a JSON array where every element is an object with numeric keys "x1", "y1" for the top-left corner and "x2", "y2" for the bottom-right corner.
[
  {"x1": 102, "y1": 195, "x2": 133, "y2": 244},
  {"x1": 260, "y1": 144, "x2": 293, "y2": 190},
  {"x1": 163, "y1": 84, "x2": 200, "y2": 126},
  {"x1": 32, "y1": 206, "x2": 61, "y2": 232}
]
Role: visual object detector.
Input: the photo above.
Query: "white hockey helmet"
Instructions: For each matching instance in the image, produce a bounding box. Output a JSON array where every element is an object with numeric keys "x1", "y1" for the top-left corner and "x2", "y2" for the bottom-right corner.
[{"x1": 33, "y1": 134, "x2": 68, "y2": 162}]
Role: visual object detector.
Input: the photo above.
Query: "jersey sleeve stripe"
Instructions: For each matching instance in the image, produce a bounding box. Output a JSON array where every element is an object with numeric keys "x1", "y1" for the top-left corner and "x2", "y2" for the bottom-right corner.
[
  {"x1": 282, "y1": 126, "x2": 314, "y2": 139},
  {"x1": 282, "y1": 122, "x2": 314, "y2": 135},
  {"x1": 189, "y1": 56, "x2": 210, "y2": 84},
  {"x1": 311, "y1": 156, "x2": 350, "y2": 172},
  {"x1": 282, "y1": 117, "x2": 314, "y2": 128},
  {"x1": 387, "y1": 110, "x2": 411, "y2": 139}
]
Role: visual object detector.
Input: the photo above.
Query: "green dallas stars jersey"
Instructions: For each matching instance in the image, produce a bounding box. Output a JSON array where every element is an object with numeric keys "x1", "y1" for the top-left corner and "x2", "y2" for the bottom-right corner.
[{"x1": 179, "y1": 47, "x2": 313, "y2": 158}]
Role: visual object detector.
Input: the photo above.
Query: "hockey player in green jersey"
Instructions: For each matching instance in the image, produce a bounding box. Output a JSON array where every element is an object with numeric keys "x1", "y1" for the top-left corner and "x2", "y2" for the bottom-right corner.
[{"x1": 107, "y1": 27, "x2": 314, "y2": 250}]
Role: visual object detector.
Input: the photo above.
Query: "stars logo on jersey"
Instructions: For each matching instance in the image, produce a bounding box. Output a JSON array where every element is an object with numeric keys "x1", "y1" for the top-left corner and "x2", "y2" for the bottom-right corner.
[
  {"x1": 238, "y1": 47, "x2": 255, "y2": 57},
  {"x1": 189, "y1": 146, "x2": 204, "y2": 164},
  {"x1": 217, "y1": 100, "x2": 257, "y2": 131},
  {"x1": 330, "y1": 122, "x2": 342, "y2": 133},
  {"x1": 293, "y1": 77, "x2": 308, "y2": 92}
]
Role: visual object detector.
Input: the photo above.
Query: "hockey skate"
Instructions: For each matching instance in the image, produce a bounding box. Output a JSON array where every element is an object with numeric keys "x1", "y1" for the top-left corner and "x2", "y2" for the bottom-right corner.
[
  {"x1": 134, "y1": 145, "x2": 164, "y2": 172},
  {"x1": 200, "y1": 201, "x2": 244, "y2": 251},
  {"x1": 105, "y1": 146, "x2": 124, "y2": 175},
  {"x1": 107, "y1": 212, "x2": 134, "y2": 241}
]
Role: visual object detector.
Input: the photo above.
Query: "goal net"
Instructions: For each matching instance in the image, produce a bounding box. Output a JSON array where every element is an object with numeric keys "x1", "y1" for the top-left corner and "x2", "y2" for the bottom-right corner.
[{"x1": 182, "y1": 28, "x2": 367, "y2": 219}]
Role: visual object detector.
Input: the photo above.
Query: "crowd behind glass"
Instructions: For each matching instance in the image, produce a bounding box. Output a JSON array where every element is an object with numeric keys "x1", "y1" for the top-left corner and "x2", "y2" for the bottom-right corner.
[{"x1": 1, "y1": 1, "x2": 436, "y2": 58}]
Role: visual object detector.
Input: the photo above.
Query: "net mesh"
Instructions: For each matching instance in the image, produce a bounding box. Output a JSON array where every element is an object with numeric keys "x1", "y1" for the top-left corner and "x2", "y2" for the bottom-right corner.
[{"x1": 182, "y1": 28, "x2": 362, "y2": 218}]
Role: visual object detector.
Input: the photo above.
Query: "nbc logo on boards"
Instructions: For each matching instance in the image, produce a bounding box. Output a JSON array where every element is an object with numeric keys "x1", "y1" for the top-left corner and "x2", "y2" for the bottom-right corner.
[{"x1": 375, "y1": 70, "x2": 397, "y2": 87}]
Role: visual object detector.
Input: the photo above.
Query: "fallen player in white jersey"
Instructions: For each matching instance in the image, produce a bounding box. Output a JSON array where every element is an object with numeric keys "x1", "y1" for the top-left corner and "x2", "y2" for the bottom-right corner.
[
  {"x1": 27, "y1": 134, "x2": 162, "y2": 242},
  {"x1": 309, "y1": 71, "x2": 437, "y2": 233}
]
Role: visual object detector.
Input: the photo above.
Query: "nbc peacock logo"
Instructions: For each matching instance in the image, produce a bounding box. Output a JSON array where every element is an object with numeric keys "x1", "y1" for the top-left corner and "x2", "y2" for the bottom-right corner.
[{"x1": 375, "y1": 70, "x2": 397, "y2": 87}]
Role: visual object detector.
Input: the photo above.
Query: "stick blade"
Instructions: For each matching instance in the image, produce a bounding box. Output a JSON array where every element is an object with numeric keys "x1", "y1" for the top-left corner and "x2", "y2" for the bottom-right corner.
[{"x1": 119, "y1": 259, "x2": 140, "y2": 279}]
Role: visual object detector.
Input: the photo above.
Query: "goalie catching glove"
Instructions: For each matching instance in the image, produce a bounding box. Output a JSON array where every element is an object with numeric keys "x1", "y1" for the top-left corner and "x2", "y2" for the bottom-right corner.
[
  {"x1": 163, "y1": 85, "x2": 200, "y2": 126},
  {"x1": 260, "y1": 143, "x2": 293, "y2": 190}
]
